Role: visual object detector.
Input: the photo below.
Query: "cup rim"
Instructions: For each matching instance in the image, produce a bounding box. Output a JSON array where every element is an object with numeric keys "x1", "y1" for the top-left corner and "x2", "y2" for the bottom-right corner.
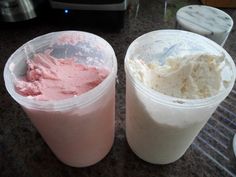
[
  {"x1": 4, "y1": 31, "x2": 117, "y2": 111},
  {"x1": 125, "y1": 29, "x2": 236, "y2": 108}
]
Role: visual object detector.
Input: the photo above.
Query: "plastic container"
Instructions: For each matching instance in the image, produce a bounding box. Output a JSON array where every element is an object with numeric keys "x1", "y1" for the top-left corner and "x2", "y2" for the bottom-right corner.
[
  {"x1": 125, "y1": 30, "x2": 236, "y2": 164},
  {"x1": 176, "y1": 5, "x2": 233, "y2": 46},
  {"x1": 4, "y1": 31, "x2": 117, "y2": 167}
]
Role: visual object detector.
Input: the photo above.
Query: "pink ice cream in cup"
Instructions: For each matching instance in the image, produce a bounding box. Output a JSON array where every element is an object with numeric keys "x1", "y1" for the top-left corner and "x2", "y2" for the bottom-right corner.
[{"x1": 4, "y1": 31, "x2": 117, "y2": 167}]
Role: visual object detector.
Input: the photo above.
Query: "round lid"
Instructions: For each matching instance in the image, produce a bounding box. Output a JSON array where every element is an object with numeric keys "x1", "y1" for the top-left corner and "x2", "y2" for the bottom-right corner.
[{"x1": 176, "y1": 5, "x2": 233, "y2": 35}]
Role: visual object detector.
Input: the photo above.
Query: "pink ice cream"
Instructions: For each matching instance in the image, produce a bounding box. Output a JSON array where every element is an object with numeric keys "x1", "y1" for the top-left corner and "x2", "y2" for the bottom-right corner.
[
  {"x1": 14, "y1": 51, "x2": 114, "y2": 167},
  {"x1": 15, "y1": 52, "x2": 109, "y2": 101},
  {"x1": 5, "y1": 31, "x2": 117, "y2": 167}
]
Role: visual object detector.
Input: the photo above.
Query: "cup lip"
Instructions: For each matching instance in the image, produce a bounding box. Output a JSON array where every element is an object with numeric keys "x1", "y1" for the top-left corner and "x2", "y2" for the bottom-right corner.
[
  {"x1": 4, "y1": 30, "x2": 117, "y2": 111},
  {"x1": 125, "y1": 29, "x2": 236, "y2": 109}
]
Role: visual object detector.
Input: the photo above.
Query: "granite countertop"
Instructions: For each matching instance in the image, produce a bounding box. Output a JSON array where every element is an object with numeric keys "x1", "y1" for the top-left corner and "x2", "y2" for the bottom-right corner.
[{"x1": 1, "y1": 0, "x2": 236, "y2": 176}]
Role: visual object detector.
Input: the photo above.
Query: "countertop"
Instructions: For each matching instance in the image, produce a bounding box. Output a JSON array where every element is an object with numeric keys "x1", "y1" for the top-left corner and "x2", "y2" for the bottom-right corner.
[{"x1": 1, "y1": 0, "x2": 236, "y2": 176}]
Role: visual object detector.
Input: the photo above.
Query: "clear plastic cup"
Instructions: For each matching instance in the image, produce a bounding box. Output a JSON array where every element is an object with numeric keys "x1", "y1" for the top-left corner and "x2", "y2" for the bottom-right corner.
[
  {"x1": 125, "y1": 30, "x2": 236, "y2": 164},
  {"x1": 4, "y1": 31, "x2": 117, "y2": 167}
]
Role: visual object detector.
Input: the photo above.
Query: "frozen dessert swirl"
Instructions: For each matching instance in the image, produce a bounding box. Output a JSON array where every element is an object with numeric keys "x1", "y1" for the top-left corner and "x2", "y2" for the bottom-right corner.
[
  {"x1": 15, "y1": 52, "x2": 109, "y2": 101},
  {"x1": 129, "y1": 54, "x2": 227, "y2": 99}
]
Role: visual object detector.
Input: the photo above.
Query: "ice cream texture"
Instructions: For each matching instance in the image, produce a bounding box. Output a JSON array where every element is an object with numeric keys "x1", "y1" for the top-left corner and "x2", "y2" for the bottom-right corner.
[
  {"x1": 128, "y1": 54, "x2": 227, "y2": 99},
  {"x1": 15, "y1": 52, "x2": 109, "y2": 101},
  {"x1": 126, "y1": 53, "x2": 233, "y2": 164}
]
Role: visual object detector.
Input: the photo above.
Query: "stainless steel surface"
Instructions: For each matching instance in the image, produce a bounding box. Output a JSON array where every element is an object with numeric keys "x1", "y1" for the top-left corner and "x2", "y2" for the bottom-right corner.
[{"x1": 0, "y1": 0, "x2": 45, "y2": 22}]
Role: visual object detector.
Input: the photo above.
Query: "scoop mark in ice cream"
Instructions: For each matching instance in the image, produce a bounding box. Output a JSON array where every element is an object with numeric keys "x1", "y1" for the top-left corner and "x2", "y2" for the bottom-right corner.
[
  {"x1": 128, "y1": 54, "x2": 229, "y2": 99},
  {"x1": 15, "y1": 52, "x2": 109, "y2": 101}
]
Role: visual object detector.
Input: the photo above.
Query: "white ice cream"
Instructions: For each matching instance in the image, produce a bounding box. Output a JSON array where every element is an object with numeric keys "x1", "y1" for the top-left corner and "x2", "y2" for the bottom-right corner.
[
  {"x1": 126, "y1": 53, "x2": 233, "y2": 164},
  {"x1": 128, "y1": 54, "x2": 226, "y2": 99}
]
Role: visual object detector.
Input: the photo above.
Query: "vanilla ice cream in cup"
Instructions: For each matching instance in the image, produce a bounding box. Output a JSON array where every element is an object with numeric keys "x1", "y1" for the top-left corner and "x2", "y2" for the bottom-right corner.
[
  {"x1": 125, "y1": 30, "x2": 236, "y2": 164},
  {"x1": 4, "y1": 31, "x2": 117, "y2": 167}
]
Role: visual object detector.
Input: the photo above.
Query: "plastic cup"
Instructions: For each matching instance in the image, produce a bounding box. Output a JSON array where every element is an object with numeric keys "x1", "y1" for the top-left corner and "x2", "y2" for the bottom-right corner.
[
  {"x1": 4, "y1": 31, "x2": 117, "y2": 167},
  {"x1": 125, "y1": 30, "x2": 236, "y2": 164}
]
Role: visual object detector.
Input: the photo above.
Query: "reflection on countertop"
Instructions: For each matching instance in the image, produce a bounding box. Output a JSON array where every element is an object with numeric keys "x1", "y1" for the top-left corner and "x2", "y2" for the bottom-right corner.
[{"x1": 0, "y1": 0, "x2": 236, "y2": 177}]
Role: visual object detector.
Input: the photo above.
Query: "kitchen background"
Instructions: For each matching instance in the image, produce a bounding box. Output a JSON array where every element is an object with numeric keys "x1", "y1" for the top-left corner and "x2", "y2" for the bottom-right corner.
[{"x1": 0, "y1": 0, "x2": 236, "y2": 176}]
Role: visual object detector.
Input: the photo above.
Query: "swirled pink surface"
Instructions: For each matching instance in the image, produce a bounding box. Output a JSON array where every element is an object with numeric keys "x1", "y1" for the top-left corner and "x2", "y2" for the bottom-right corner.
[{"x1": 15, "y1": 53, "x2": 109, "y2": 101}]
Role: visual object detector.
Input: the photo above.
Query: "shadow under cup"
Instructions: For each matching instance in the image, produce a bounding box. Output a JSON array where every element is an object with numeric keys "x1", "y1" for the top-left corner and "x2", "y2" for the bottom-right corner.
[
  {"x1": 125, "y1": 30, "x2": 236, "y2": 164},
  {"x1": 4, "y1": 31, "x2": 117, "y2": 167}
]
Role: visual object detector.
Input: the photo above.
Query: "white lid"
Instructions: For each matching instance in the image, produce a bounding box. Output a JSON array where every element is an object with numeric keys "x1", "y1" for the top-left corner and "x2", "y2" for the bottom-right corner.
[{"x1": 176, "y1": 5, "x2": 233, "y2": 35}]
